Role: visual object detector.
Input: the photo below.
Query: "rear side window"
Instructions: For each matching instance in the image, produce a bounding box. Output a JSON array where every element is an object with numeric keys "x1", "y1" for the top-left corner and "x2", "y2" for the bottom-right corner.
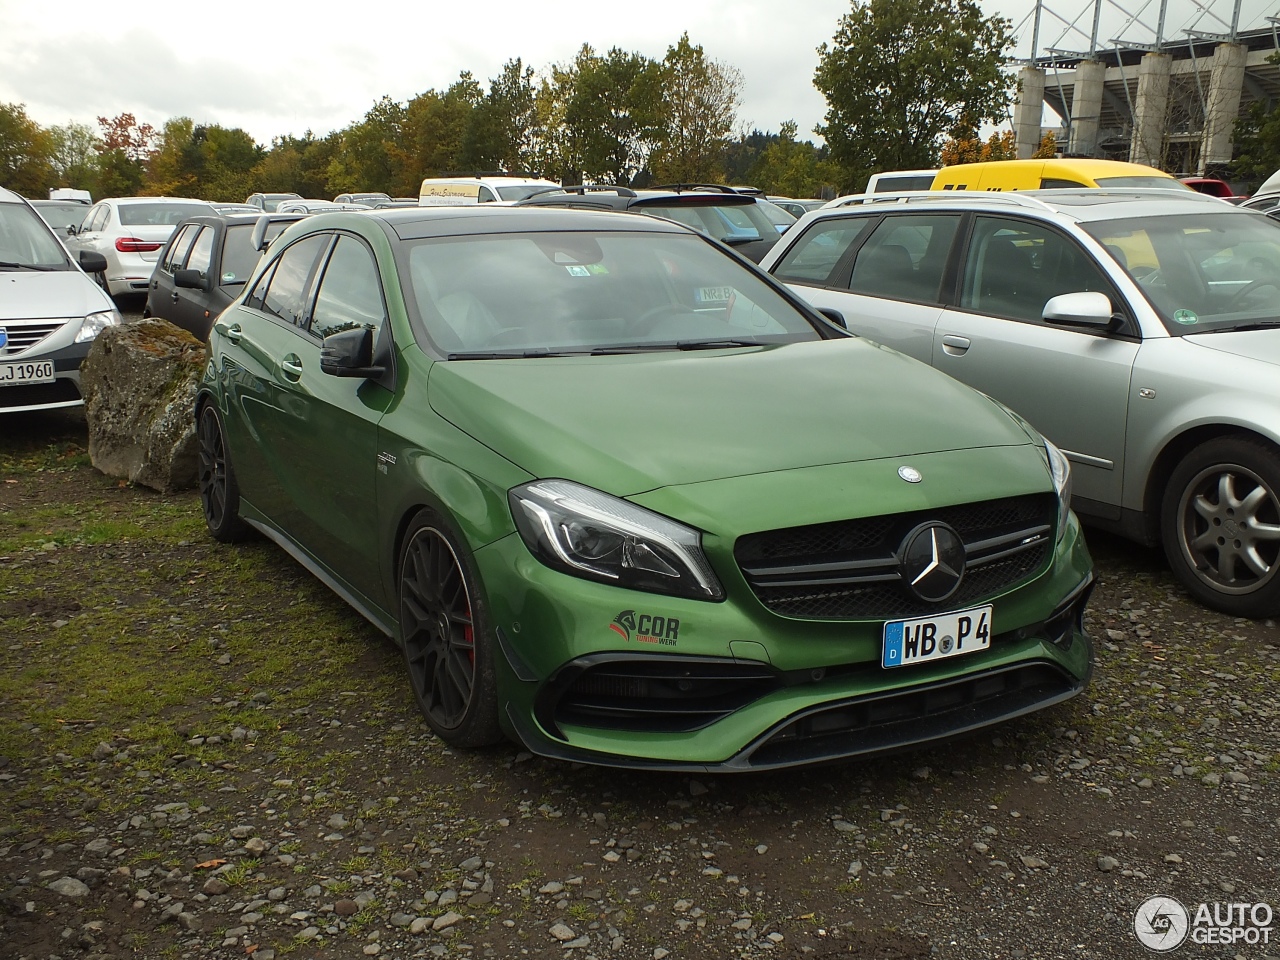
[
  {"x1": 772, "y1": 217, "x2": 874, "y2": 285},
  {"x1": 259, "y1": 234, "x2": 330, "y2": 327},
  {"x1": 848, "y1": 214, "x2": 961, "y2": 302}
]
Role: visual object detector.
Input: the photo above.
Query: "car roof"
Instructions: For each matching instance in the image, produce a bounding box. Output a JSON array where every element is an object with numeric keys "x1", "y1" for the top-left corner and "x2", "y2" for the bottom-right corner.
[
  {"x1": 811, "y1": 187, "x2": 1235, "y2": 224},
  {"x1": 338, "y1": 204, "x2": 698, "y2": 241},
  {"x1": 0, "y1": 187, "x2": 27, "y2": 204},
  {"x1": 519, "y1": 185, "x2": 757, "y2": 209}
]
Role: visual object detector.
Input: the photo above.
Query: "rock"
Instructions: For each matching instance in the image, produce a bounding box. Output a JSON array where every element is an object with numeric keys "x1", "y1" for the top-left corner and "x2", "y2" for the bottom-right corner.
[
  {"x1": 47, "y1": 877, "x2": 90, "y2": 897},
  {"x1": 1020, "y1": 855, "x2": 1049, "y2": 869},
  {"x1": 550, "y1": 923, "x2": 577, "y2": 941},
  {"x1": 334, "y1": 899, "x2": 360, "y2": 916},
  {"x1": 1098, "y1": 856, "x2": 1120, "y2": 872},
  {"x1": 80, "y1": 319, "x2": 206, "y2": 493},
  {"x1": 433, "y1": 910, "x2": 463, "y2": 931},
  {"x1": 203, "y1": 878, "x2": 230, "y2": 896},
  {"x1": 459, "y1": 856, "x2": 484, "y2": 871},
  {"x1": 847, "y1": 861, "x2": 863, "y2": 876}
]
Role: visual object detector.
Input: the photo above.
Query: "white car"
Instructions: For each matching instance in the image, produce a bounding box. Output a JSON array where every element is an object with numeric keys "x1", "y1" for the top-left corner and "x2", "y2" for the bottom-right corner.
[
  {"x1": 64, "y1": 197, "x2": 212, "y2": 298},
  {"x1": 0, "y1": 187, "x2": 121, "y2": 413}
]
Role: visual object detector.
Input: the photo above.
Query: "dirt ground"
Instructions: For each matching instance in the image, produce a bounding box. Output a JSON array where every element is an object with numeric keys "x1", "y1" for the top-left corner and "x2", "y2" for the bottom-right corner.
[{"x1": 1, "y1": 407, "x2": 1277, "y2": 960}]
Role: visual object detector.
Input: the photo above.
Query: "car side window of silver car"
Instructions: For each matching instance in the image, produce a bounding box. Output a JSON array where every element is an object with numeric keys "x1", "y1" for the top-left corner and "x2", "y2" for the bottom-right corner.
[
  {"x1": 771, "y1": 217, "x2": 875, "y2": 286},
  {"x1": 309, "y1": 234, "x2": 388, "y2": 341},
  {"x1": 960, "y1": 216, "x2": 1116, "y2": 326},
  {"x1": 848, "y1": 214, "x2": 961, "y2": 303}
]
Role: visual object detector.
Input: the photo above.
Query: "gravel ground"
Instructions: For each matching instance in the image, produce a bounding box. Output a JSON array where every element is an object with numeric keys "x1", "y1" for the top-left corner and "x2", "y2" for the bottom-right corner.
[{"x1": 1, "y1": 390, "x2": 1277, "y2": 960}]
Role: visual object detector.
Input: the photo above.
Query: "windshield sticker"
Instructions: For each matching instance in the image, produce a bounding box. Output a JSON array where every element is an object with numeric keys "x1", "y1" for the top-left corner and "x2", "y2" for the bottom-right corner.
[
  {"x1": 565, "y1": 265, "x2": 590, "y2": 277},
  {"x1": 1173, "y1": 309, "x2": 1199, "y2": 325},
  {"x1": 221, "y1": 272, "x2": 236, "y2": 283}
]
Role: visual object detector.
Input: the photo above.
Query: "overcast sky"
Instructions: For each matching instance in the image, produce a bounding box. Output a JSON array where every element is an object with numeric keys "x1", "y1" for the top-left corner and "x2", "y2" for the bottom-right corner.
[{"x1": 1, "y1": 0, "x2": 1273, "y2": 147}]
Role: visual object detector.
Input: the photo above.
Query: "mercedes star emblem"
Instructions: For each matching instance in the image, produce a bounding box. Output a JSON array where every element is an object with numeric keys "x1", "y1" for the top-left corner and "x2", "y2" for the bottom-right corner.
[
  {"x1": 898, "y1": 465, "x2": 922, "y2": 483},
  {"x1": 899, "y1": 522, "x2": 966, "y2": 603}
]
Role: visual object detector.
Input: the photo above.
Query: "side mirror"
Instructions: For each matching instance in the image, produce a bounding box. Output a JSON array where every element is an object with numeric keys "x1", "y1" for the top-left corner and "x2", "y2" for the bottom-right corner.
[
  {"x1": 1043, "y1": 291, "x2": 1119, "y2": 330},
  {"x1": 78, "y1": 251, "x2": 108, "y2": 273},
  {"x1": 174, "y1": 268, "x2": 205, "y2": 290},
  {"x1": 321, "y1": 327, "x2": 385, "y2": 378},
  {"x1": 817, "y1": 307, "x2": 847, "y2": 329},
  {"x1": 66, "y1": 224, "x2": 77, "y2": 236},
  {"x1": 250, "y1": 216, "x2": 271, "y2": 252}
]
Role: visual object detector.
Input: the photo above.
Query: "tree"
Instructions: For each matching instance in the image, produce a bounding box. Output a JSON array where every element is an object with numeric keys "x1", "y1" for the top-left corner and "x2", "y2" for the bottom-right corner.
[
  {"x1": 46, "y1": 122, "x2": 100, "y2": 190},
  {"x1": 95, "y1": 113, "x2": 158, "y2": 197},
  {"x1": 0, "y1": 102, "x2": 54, "y2": 195},
  {"x1": 649, "y1": 34, "x2": 742, "y2": 183},
  {"x1": 815, "y1": 0, "x2": 1014, "y2": 191},
  {"x1": 745, "y1": 121, "x2": 837, "y2": 197},
  {"x1": 328, "y1": 96, "x2": 405, "y2": 196},
  {"x1": 1232, "y1": 57, "x2": 1280, "y2": 185},
  {"x1": 461, "y1": 60, "x2": 540, "y2": 174},
  {"x1": 938, "y1": 128, "x2": 1017, "y2": 165},
  {"x1": 560, "y1": 46, "x2": 665, "y2": 185},
  {"x1": 402, "y1": 75, "x2": 483, "y2": 182}
]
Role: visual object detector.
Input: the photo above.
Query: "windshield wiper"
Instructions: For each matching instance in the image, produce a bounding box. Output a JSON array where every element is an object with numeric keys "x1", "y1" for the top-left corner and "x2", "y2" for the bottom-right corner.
[
  {"x1": 447, "y1": 349, "x2": 582, "y2": 360},
  {"x1": 0, "y1": 261, "x2": 60, "y2": 271},
  {"x1": 1195, "y1": 321, "x2": 1280, "y2": 334},
  {"x1": 676, "y1": 338, "x2": 765, "y2": 350},
  {"x1": 718, "y1": 236, "x2": 759, "y2": 246},
  {"x1": 591, "y1": 339, "x2": 764, "y2": 355}
]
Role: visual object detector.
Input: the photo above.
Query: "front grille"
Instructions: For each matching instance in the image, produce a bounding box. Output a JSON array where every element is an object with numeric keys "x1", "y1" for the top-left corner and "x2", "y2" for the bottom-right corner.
[
  {"x1": 0, "y1": 378, "x2": 81, "y2": 409},
  {"x1": 0, "y1": 320, "x2": 67, "y2": 357},
  {"x1": 542, "y1": 656, "x2": 782, "y2": 733},
  {"x1": 735, "y1": 494, "x2": 1055, "y2": 620},
  {"x1": 746, "y1": 662, "x2": 1079, "y2": 768}
]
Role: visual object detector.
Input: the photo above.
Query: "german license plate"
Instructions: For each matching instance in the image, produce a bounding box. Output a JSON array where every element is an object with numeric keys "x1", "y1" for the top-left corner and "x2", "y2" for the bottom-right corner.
[
  {"x1": 881, "y1": 605, "x2": 991, "y2": 669},
  {"x1": 0, "y1": 360, "x2": 54, "y2": 386},
  {"x1": 695, "y1": 286, "x2": 733, "y2": 303}
]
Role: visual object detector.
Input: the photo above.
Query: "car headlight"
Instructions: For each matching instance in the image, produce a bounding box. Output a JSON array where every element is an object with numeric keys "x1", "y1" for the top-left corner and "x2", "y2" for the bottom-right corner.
[
  {"x1": 1043, "y1": 439, "x2": 1073, "y2": 540},
  {"x1": 75, "y1": 308, "x2": 122, "y2": 344},
  {"x1": 509, "y1": 479, "x2": 725, "y2": 601}
]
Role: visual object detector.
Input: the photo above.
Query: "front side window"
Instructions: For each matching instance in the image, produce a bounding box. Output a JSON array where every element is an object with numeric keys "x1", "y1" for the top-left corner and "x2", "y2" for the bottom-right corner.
[
  {"x1": 772, "y1": 217, "x2": 874, "y2": 286},
  {"x1": 311, "y1": 235, "x2": 387, "y2": 339},
  {"x1": 960, "y1": 216, "x2": 1114, "y2": 324},
  {"x1": 399, "y1": 230, "x2": 820, "y2": 356},
  {"x1": 848, "y1": 214, "x2": 960, "y2": 303},
  {"x1": 185, "y1": 227, "x2": 214, "y2": 279},
  {"x1": 259, "y1": 234, "x2": 330, "y2": 327},
  {"x1": 477, "y1": 186, "x2": 497, "y2": 203},
  {"x1": 1084, "y1": 211, "x2": 1280, "y2": 333}
]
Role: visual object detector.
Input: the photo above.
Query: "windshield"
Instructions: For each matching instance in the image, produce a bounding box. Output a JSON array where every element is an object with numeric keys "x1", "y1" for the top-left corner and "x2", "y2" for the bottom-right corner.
[
  {"x1": 1085, "y1": 211, "x2": 1280, "y2": 333},
  {"x1": 119, "y1": 202, "x2": 210, "y2": 226},
  {"x1": 497, "y1": 185, "x2": 564, "y2": 201},
  {"x1": 1094, "y1": 176, "x2": 1191, "y2": 191},
  {"x1": 32, "y1": 202, "x2": 88, "y2": 233},
  {"x1": 638, "y1": 201, "x2": 776, "y2": 244},
  {"x1": 398, "y1": 230, "x2": 820, "y2": 356},
  {"x1": 0, "y1": 203, "x2": 72, "y2": 270},
  {"x1": 220, "y1": 223, "x2": 292, "y2": 286}
]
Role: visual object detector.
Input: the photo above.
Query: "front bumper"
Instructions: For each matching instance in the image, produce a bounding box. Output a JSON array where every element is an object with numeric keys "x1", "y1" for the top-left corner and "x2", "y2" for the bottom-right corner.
[
  {"x1": 0, "y1": 338, "x2": 91, "y2": 413},
  {"x1": 478, "y1": 512, "x2": 1095, "y2": 771}
]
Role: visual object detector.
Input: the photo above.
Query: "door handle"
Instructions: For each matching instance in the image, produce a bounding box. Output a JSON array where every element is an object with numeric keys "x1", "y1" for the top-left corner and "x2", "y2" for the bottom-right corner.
[
  {"x1": 941, "y1": 334, "x2": 971, "y2": 356},
  {"x1": 281, "y1": 355, "x2": 304, "y2": 380},
  {"x1": 171, "y1": 292, "x2": 179, "y2": 302},
  {"x1": 215, "y1": 322, "x2": 242, "y2": 343}
]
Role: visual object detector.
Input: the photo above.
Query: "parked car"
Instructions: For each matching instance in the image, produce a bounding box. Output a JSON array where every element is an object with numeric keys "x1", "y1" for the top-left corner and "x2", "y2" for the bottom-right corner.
[
  {"x1": 418, "y1": 175, "x2": 562, "y2": 205},
  {"x1": 28, "y1": 199, "x2": 92, "y2": 236},
  {"x1": 245, "y1": 193, "x2": 302, "y2": 212},
  {"x1": 756, "y1": 197, "x2": 798, "y2": 234},
  {"x1": 210, "y1": 202, "x2": 264, "y2": 216},
  {"x1": 195, "y1": 204, "x2": 1092, "y2": 769},
  {"x1": 275, "y1": 199, "x2": 372, "y2": 214},
  {"x1": 517, "y1": 184, "x2": 786, "y2": 263},
  {"x1": 63, "y1": 197, "x2": 212, "y2": 298},
  {"x1": 931, "y1": 158, "x2": 1186, "y2": 192},
  {"x1": 48, "y1": 187, "x2": 92, "y2": 203},
  {"x1": 334, "y1": 192, "x2": 392, "y2": 206},
  {"x1": 866, "y1": 169, "x2": 939, "y2": 193},
  {"x1": 761, "y1": 188, "x2": 1280, "y2": 617},
  {"x1": 1179, "y1": 177, "x2": 1247, "y2": 202},
  {"x1": 0, "y1": 186, "x2": 119, "y2": 413},
  {"x1": 144, "y1": 213, "x2": 304, "y2": 339},
  {"x1": 770, "y1": 197, "x2": 827, "y2": 218}
]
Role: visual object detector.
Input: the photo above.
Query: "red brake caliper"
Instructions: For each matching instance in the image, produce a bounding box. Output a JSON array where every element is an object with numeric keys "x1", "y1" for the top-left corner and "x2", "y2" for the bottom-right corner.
[{"x1": 463, "y1": 604, "x2": 475, "y2": 666}]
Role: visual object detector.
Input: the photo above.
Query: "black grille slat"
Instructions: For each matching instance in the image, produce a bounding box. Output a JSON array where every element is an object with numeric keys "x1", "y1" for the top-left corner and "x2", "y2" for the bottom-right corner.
[
  {"x1": 735, "y1": 494, "x2": 1055, "y2": 621},
  {"x1": 0, "y1": 378, "x2": 81, "y2": 409}
]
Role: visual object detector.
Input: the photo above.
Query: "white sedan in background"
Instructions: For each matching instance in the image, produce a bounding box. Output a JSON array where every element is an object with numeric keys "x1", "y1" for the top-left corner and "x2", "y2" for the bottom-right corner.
[{"x1": 65, "y1": 197, "x2": 212, "y2": 298}]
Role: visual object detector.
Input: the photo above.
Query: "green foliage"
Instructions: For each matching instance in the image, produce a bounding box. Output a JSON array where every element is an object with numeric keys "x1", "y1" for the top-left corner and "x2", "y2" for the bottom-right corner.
[
  {"x1": 815, "y1": 0, "x2": 1015, "y2": 191},
  {"x1": 649, "y1": 33, "x2": 742, "y2": 184},
  {"x1": 558, "y1": 45, "x2": 665, "y2": 185},
  {"x1": 745, "y1": 121, "x2": 838, "y2": 197},
  {"x1": 0, "y1": 102, "x2": 55, "y2": 194},
  {"x1": 46, "y1": 122, "x2": 100, "y2": 191},
  {"x1": 1231, "y1": 60, "x2": 1280, "y2": 185}
]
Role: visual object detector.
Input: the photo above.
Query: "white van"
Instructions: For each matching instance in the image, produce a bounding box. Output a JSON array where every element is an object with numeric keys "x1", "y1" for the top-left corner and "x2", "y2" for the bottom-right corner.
[
  {"x1": 864, "y1": 169, "x2": 940, "y2": 193},
  {"x1": 418, "y1": 176, "x2": 562, "y2": 206},
  {"x1": 48, "y1": 187, "x2": 92, "y2": 204},
  {"x1": 0, "y1": 187, "x2": 120, "y2": 413}
]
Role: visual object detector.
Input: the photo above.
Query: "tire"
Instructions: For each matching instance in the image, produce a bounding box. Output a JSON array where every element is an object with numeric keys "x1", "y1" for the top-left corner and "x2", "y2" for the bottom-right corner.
[
  {"x1": 1161, "y1": 436, "x2": 1280, "y2": 618},
  {"x1": 197, "y1": 403, "x2": 250, "y2": 543},
  {"x1": 398, "y1": 509, "x2": 503, "y2": 747}
]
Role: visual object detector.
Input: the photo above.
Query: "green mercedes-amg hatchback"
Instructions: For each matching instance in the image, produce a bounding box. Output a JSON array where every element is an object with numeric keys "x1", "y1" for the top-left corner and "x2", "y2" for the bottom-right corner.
[{"x1": 196, "y1": 205, "x2": 1094, "y2": 771}]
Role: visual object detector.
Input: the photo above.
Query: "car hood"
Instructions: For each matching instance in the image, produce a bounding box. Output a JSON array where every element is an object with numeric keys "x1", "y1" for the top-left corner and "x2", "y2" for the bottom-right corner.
[
  {"x1": 427, "y1": 338, "x2": 1036, "y2": 496},
  {"x1": 0, "y1": 269, "x2": 114, "y2": 321},
  {"x1": 1182, "y1": 329, "x2": 1280, "y2": 365}
]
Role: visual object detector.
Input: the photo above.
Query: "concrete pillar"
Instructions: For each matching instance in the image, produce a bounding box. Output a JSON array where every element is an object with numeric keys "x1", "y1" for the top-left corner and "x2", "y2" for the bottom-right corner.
[
  {"x1": 1013, "y1": 66, "x2": 1046, "y2": 159},
  {"x1": 1130, "y1": 52, "x2": 1172, "y2": 168},
  {"x1": 1200, "y1": 43, "x2": 1247, "y2": 171},
  {"x1": 1068, "y1": 60, "x2": 1106, "y2": 157}
]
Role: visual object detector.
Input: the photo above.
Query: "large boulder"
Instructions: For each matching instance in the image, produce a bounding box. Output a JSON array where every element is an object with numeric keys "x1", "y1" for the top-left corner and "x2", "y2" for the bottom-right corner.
[{"x1": 80, "y1": 319, "x2": 206, "y2": 493}]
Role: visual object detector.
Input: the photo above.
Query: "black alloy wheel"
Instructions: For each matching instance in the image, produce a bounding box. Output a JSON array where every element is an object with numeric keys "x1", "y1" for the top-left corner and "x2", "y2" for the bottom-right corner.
[
  {"x1": 1162, "y1": 436, "x2": 1280, "y2": 618},
  {"x1": 197, "y1": 403, "x2": 249, "y2": 543},
  {"x1": 399, "y1": 511, "x2": 501, "y2": 746}
]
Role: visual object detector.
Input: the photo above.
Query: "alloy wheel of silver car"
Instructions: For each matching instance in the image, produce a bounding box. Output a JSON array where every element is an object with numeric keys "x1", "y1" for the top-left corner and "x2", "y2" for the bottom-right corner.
[{"x1": 1163, "y1": 437, "x2": 1280, "y2": 618}]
